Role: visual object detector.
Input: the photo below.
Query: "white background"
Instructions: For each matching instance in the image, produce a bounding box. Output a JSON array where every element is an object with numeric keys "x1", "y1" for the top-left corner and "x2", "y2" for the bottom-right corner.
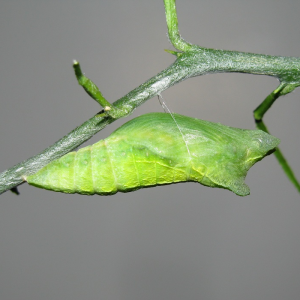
[{"x1": 1, "y1": 1, "x2": 300, "y2": 299}]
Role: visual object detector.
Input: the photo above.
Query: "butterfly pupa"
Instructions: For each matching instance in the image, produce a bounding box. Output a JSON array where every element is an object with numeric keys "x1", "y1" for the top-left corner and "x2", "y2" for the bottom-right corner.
[{"x1": 26, "y1": 113, "x2": 280, "y2": 196}]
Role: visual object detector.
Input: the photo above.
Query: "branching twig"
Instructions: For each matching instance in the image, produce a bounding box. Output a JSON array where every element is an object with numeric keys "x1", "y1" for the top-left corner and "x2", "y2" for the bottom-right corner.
[{"x1": 1, "y1": 0, "x2": 300, "y2": 195}]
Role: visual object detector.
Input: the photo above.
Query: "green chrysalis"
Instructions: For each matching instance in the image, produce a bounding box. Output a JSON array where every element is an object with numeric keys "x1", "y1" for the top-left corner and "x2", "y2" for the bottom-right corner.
[{"x1": 26, "y1": 113, "x2": 280, "y2": 196}]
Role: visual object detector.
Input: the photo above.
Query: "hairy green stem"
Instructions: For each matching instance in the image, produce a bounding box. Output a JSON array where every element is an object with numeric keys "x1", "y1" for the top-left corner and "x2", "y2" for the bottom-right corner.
[
  {"x1": 73, "y1": 60, "x2": 112, "y2": 109},
  {"x1": 164, "y1": 0, "x2": 192, "y2": 52}
]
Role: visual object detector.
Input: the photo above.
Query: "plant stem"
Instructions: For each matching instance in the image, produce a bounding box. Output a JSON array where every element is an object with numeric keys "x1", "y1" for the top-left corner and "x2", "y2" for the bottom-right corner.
[
  {"x1": 255, "y1": 120, "x2": 300, "y2": 192},
  {"x1": 164, "y1": 0, "x2": 192, "y2": 52},
  {"x1": 1, "y1": 0, "x2": 300, "y2": 194}
]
